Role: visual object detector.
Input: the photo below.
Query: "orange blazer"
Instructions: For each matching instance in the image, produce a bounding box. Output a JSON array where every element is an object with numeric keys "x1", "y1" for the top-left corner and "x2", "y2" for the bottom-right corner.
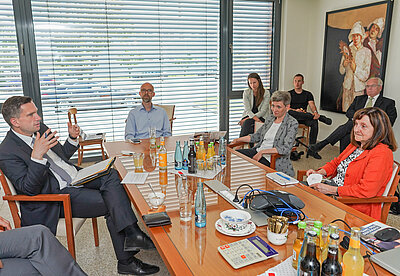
[{"x1": 321, "y1": 143, "x2": 393, "y2": 220}]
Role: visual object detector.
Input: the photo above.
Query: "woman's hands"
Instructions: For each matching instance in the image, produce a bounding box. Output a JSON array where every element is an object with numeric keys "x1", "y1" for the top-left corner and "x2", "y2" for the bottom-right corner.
[
  {"x1": 306, "y1": 168, "x2": 326, "y2": 176},
  {"x1": 238, "y1": 117, "x2": 250, "y2": 126},
  {"x1": 309, "y1": 183, "x2": 338, "y2": 195}
]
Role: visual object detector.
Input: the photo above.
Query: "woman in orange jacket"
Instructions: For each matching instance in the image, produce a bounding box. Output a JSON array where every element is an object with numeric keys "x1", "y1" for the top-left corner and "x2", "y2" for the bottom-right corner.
[{"x1": 306, "y1": 107, "x2": 397, "y2": 220}]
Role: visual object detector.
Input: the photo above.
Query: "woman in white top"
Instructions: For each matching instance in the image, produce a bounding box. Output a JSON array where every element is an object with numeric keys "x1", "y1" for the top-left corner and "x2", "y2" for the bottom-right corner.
[{"x1": 239, "y1": 73, "x2": 271, "y2": 137}]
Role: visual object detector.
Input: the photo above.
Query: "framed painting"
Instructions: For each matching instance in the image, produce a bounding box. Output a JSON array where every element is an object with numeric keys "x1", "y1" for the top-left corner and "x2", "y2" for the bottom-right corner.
[{"x1": 320, "y1": 1, "x2": 393, "y2": 113}]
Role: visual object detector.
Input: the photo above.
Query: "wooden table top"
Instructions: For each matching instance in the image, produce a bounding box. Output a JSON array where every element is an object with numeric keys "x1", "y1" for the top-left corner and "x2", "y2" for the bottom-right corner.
[{"x1": 104, "y1": 136, "x2": 391, "y2": 275}]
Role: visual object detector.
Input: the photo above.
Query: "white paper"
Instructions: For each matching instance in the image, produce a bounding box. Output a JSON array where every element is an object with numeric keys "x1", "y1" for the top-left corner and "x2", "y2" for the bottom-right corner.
[
  {"x1": 257, "y1": 256, "x2": 296, "y2": 276},
  {"x1": 121, "y1": 171, "x2": 149, "y2": 184}
]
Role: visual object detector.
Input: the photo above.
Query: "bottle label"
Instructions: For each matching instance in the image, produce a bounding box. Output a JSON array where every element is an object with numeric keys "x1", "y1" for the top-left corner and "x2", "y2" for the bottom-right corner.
[
  {"x1": 349, "y1": 239, "x2": 360, "y2": 249},
  {"x1": 159, "y1": 154, "x2": 167, "y2": 167},
  {"x1": 182, "y1": 159, "x2": 188, "y2": 169}
]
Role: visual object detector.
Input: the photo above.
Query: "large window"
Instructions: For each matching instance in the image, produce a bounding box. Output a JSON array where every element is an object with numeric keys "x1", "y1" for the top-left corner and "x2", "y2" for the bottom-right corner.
[
  {"x1": 0, "y1": 0, "x2": 23, "y2": 140},
  {"x1": 229, "y1": 0, "x2": 274, "y2": 138},
  {"x1": 31, "y1": 0, "x2": 219, "y2": 141}
]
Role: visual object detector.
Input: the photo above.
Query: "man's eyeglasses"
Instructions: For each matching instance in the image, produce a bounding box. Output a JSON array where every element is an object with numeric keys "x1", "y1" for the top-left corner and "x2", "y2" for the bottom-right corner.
[
  {"x1": 140, "y1": 89, "x2": 153, "y2": 93},
  {"x1": 365, "y1": 84, "x2": 380, "y2": 88}
]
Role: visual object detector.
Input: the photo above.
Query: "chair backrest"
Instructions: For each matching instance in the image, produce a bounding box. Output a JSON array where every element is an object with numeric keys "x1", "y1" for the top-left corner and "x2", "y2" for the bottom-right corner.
[
  {"x1": 0, "y1": 169, "x2": 22, "y2": 227},
  {"x1": 383, "y1": 162, "x2": 399, "y2": 197},
  {"x1": 68, "y1": 108, "x2": 78, "y2": 125},
  {"x1": 154, "y1": 104, "x2": 175, "y2": 130}
]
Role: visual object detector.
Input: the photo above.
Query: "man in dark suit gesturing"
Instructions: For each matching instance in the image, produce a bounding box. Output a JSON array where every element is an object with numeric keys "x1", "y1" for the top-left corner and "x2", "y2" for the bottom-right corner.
[
  {"x1": 309, "y1": 77, "x2": 397, "y2": 154},
  {"x1": 0, "y1": 96, "x2": 159, "y2": 275}
]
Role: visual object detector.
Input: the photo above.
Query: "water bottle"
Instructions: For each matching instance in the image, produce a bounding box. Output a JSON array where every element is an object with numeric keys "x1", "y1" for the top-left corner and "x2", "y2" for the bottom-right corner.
[
  {"x1": 175, "y1": 141, "x2": 183, "y2": 170},
  {"x1": 218, "y1": 136, "x2": 226, "y2": 165},
  {"x1": 195, "y1": 182, "x2": 206, "y2": 227},
  {"x1": 182, "y1": 140, "x2": 189, "y2": 170}
]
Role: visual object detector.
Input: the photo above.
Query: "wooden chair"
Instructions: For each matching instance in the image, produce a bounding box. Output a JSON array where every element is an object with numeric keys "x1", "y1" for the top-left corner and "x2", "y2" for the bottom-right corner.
[
  {"x1": 68, "y1": 108, "x2": 106, "y2": 166},
  {"x1": 155, "y1": 104, "x2": 176, "y2": 131},
  {"x1": 298, "y1": 124, "x2": 310, "y2": 147},
  {"x1": 0, "y1": 169, "x2": 99, "y2": 259},
  {"x1": 297, "y1": 161, "x2": 400, "y2": 223}
]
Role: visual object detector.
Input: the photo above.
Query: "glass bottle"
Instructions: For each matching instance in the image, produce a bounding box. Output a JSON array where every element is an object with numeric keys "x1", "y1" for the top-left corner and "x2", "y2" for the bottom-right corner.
[
  {"x1": 321, "y1": 233, "x2": 342, "y2": 276},
  {"x1": 322, "y1": 224, "x2": 342, "y2": 263},
  {"x1": 182, "y1": 140, "x2": 189, "y2": 170},
  {"x1": 313, "y1": 221, "x2": 323, "y2": 263},
  {"x1": 342, "y1": 227, "x2": 364, "y2": 276},
  {"x1": 206, "y1": 144, "x2": 213, "y2": 170},
  {"x1": 159, "y1": 136, "x2": 167, "y2": 169},
  {"x1": 174, "y1": 141, "x2": 183, "y2": 170},
  {"x1": 196, "y1": 137, "x2": 206, "y2": 161},
  {"x1": 209, "y1": 141, "x2": 215, "y2": 156},
  {"x1": 293, "y1": 221, "x2": 307, "y2": 270},
  {"x1": 218, "y1": 136, "x2": 226, "y2": 165},
  {"x1": 299, "y1": 230, "x2": 320, "y2": 275},
  {"x1": 188, "y1": 139, "x2": 197, "y2": 174},
  {"x1": 194, "y1": 182, "x2": 206, "y2": 228}
]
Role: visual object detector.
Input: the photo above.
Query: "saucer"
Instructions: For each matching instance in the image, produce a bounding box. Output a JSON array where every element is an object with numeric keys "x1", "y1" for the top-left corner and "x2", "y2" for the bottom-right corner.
[{"x1": 215, "y1": 219, "x2": 256, "y2": 237}]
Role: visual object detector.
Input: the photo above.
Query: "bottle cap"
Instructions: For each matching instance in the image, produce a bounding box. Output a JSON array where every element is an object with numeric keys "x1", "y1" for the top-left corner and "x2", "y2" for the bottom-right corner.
[
  {"x1": 314, "y1": 221, "x2": 323, "y2": 229},
  {"x1": 312, "y1": 227, "x2": 320, "y2": 235},
  {"x1": 308, "y1": 230, "x2": 317, "y2": 237},
  {"x1": 330, "y1": 233, "x2": 339, "y2": 240},
  {"x1": 298, "y1": 221, "x2": 307, "y2": 229}
]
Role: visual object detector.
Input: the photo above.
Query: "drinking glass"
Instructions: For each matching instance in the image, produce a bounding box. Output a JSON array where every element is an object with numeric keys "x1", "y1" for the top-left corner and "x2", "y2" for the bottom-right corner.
[
  {"x1": 149, "y1": 127, "x2": 156, "y2": 148},
  {"x1": 133, "y1": 153, "x2": 144, "y2": 173},
  {"x1": 176, "y1": 176, "x2": 192, "y2": 221}
]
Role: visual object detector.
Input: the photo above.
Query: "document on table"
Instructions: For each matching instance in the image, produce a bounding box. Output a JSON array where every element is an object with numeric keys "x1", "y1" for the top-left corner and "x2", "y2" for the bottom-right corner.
[{"x1": 121, "y1": 171, "x2": 149, "y2": 184}]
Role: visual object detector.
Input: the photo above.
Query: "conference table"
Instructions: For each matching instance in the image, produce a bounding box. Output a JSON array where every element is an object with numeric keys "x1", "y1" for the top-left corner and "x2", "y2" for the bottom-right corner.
[{"x1": 104, "y1": 135, "x2": 391, "y2": 275}]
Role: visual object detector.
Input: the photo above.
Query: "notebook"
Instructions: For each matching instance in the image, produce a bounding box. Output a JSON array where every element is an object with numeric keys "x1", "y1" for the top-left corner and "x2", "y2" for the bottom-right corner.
[
  {"x1": 71, "y1": 157, "x2": 116, "y2": 186},
  {"x1": 370, "y1": 246, "x2": 400, "y2": 275}
]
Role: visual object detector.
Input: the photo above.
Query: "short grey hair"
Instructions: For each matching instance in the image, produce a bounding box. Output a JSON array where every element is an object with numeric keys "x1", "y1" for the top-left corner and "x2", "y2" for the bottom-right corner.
[
  {"x1": 368, "y1": 77, "x2": 383, "y2": 86},
  {"x1": 271, "y1": 90, "x2": 291, "y2": 106}
]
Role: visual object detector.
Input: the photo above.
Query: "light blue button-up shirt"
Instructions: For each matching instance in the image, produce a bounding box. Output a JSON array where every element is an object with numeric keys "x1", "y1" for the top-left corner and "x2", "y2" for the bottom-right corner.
[{"x1": 125, "y1": 104, "x2": 172, "y2": 140}]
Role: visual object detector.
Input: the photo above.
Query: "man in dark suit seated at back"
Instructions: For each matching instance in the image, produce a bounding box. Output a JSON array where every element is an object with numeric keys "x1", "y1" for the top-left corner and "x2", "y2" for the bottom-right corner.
[
  {"x1": 0, "y1": 96, "x2": 160, "y2": 275},
  {"x1": 309, "y1": 77, "x2": 397, "y2": 155}
]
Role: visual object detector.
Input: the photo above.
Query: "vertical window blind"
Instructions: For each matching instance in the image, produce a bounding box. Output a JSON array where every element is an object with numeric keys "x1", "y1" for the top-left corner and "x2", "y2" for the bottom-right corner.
[
  {"x1": 229, "y1": 0, "x2": 274, "y2": 139},
  {"x1": 31, "y1": 0, "x2": 220, "y2": 142},
  {"x1": 0, "y1": 0, "x2": 23, "y2": 141}
]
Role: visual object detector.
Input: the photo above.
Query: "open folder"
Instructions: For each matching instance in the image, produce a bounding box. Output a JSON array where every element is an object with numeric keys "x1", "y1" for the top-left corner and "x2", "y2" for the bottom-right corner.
[{"x1": 71, "y1": 157, "x2": 116, "y2": 186}]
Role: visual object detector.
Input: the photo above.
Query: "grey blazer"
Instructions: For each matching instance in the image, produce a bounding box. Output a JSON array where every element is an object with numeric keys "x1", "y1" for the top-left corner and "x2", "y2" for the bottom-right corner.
[
  {"x1": 249, "y1": 113, "x2": 298, "y2": 176},
  {"x1": 241, "y1": 88, "x2": 271, "y2": 119}
]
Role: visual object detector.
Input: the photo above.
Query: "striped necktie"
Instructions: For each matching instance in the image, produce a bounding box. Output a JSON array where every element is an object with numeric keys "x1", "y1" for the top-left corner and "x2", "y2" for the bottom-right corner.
[
  {"x1": 31, "y1": 138, "x2": 72, "y2": 185},
  {"x1": 366, "y1": 97, "x2": 374, "y2": 108}
]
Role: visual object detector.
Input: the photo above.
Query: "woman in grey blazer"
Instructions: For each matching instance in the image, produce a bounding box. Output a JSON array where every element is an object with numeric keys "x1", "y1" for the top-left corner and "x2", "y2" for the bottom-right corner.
[
  {"x1": 230, "y1": 91, "x2": 298, "y2": 176},
  {"x1": 239, "y1": 73, "x2": 271, "y2": 137}
]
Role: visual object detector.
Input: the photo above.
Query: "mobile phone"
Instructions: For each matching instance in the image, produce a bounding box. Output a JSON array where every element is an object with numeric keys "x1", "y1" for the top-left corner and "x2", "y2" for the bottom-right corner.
[{"x1": 130, "y1": 138, "x2": 141, "y2": 144}]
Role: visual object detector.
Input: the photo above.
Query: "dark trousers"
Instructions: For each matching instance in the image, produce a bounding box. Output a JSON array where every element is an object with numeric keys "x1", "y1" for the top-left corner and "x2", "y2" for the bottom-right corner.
[
  {"x1": 324, "y1": 120, "x2": 353, "y2": 152},
  {"x1": 236, "y1": 148, "x2": 271, "y2": 167},
  {"x1": 288, "y1": 110, "x2": 318, "y2": 144},
  {"x1": 239, "y1": 117, "x2": 265, "y2": 137},
  {"x1": 60, "y1": 169, "x2": 137, "y2": 261}
]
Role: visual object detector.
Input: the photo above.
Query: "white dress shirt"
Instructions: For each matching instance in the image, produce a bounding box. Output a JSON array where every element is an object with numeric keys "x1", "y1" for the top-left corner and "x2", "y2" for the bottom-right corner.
[{"x1": 12, "y1": 129, "x2": 79, "y2": 190}]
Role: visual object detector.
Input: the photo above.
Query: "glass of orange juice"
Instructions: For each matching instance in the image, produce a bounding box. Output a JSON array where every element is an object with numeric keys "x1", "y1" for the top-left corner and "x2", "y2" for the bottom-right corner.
[{"x1": 133, "y1": 153, "x2": 144, "y2": 173}]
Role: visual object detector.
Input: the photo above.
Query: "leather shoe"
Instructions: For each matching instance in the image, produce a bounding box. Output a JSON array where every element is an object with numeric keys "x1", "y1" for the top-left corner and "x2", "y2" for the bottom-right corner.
[
  {"x1": 118, "y1": 257, "x2": 160, "y2": 275},
  {"x1": 309, "y1": 143, "x2": 322, "y2": 153},
  {"x1": 306, "y1": 150, "x2": 322, "y2": 159},
  {"x1": 124, "y1": 232, "x2": 156, "y2": 251},
  {"x1": 318, "y1": 115, "x2": 332, "y2": 125}
]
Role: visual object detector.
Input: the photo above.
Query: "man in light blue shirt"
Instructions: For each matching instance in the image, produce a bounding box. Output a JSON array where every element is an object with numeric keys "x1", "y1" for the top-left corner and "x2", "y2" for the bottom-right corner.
[{"x1": 125, "y1": 82, "x2": 172, "y2": 140}]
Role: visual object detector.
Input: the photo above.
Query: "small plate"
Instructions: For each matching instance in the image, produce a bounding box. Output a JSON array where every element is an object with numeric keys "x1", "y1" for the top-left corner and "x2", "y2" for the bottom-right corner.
[{"x1": 215, "y1": 219, "x2": 256, "y2": 237}]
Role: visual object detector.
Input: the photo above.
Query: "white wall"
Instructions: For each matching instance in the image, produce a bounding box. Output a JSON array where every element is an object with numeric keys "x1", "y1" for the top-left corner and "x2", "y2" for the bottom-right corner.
[{"x1": 280, "y1": 0, "x2": 400, "y2": 160}]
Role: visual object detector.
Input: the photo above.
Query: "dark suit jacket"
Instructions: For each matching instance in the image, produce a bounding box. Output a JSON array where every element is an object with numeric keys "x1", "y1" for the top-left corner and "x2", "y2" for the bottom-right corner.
[
  {"x1": 0, "y1": 123, "x2": 79, "y2": 233},
  {"x1": 346, "y1": 94, "x2": 397, "y2": 125}
]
